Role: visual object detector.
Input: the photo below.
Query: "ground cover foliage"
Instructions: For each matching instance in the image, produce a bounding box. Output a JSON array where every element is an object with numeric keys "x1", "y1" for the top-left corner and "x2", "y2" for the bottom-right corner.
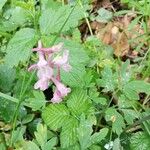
[{"x1": 0, "y1": 0, "x2": 150, "y2": 149}]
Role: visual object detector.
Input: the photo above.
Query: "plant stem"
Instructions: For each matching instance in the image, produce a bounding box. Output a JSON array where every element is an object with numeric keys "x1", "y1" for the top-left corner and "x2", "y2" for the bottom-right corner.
[
  {"x1": 78, "y1": 0, "x2": 93, "y2": 36},
  {"x1": 10, "y1": 71, "x2": 35, "y2": 146},
  {"x1": 51, "y1": 1, "x2": 78, "y2": 45}
]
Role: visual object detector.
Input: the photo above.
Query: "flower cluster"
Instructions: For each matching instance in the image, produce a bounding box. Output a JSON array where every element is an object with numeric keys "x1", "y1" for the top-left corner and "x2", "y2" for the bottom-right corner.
[{"x1": 28, "y1": 40, "x2": 71, "y2": 103}]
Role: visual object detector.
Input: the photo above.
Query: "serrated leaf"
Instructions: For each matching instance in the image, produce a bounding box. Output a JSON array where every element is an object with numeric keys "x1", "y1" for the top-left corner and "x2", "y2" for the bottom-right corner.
[
  {"x1": 43, "y1": 137, "x2": 57, "y2": 150},
  {"x1": 105, "y1": 108, "x2": 125, "y2": 135},
  {"x1": 97, "y1": 67, "x2": 116, "y2": 92},
  {"x1": 22, "y1": 114, "x2": 34, "y2": 124},
  {"x1": 60, "y1": 117, "x2": 78, "y2": 148},
  {"x1": 123, "y1": 80, "x2": 150, "y2": 100},
  {"x1": 96, "y1": 8, "x2": 112, "y2": 23},
  {"x1": 23, "y1": 141, "x2": 40, "y2": 150},
  {"x1": 128, "y1": 81, "x2": 150, "y2": 94},
  {"x1": 121, "y1": 109, "x2": 139, "y2": 125},
  {"x1": 60, "y1": 40, "x2": 89, "y2": 87},
  {"x1": 25, "y1": 91, "x2": 46, "y2": 111},
  {"x1": 120, "y1": 60, "x2": 131, "y2": 86},
  {"x1": 130, "y1": 132, "x2": 150, "y2": 150},
  {"x1": 91, "y1": 128, "x2": 109, "y2": 144},
  {"x1": 0, "y1": 97, "x2": 17, "y2": 122},
  {"x1": 34, "y1": 124, "x2": 47, "y2": 149},
  {"x1": 8, "y1": 7, "x2": 28, "y2": 26},
  {"x1": 42, "y1": 104, "x2": 70, "y2": 130},
  {"x1": 0, "y1": 64, "x2": 16, "y2": 92},
  {"x1": 5, "y1": 28, "x2": 38, "y2": 67},
  {"x1": 113, "y1": 138, "x2": 123, "y2": 150},
  {"x1": 40, "y1": 6, "x2": 83, "y2": 34},
  {"x1": 67, "y1": 89, "x2": 93, "y2": 116},
  {"x1": 0, "y1": 0, "x2": 7, "y2": 10},
  {"x1": 77, "y1": 115, "x2": 93, "y2": 150}
]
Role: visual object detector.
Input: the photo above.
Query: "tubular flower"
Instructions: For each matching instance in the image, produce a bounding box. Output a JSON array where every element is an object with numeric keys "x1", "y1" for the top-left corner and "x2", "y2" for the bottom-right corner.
[{"x1": 28, "y1": 40, "x2": 71, "y2": 103}]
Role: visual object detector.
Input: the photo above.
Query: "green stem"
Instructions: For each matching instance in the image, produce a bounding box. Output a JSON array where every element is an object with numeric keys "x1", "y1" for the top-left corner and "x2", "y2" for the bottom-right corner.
[
  {"x1": 51, "y1": 1, "x2": 78, "y2": 45},
  {"x1": 10, "y1": 71, "x2": 35, "y2": 146},
  {"x1": 0, "y1": 92, "x2": 19, "y2": 103},
  {"x1": 78, "y1": 0, "x2": 93, "y2": 36}
]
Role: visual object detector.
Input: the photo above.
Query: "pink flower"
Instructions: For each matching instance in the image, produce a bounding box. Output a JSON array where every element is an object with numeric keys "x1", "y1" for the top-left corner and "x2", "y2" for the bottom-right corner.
[
  {"x1": 32, "y1": 43, "x2": 63, "y2": 53},
  {"x1": 52, "y1": 50, "x2": 71, "y2": 72},
  {"x1": 29, "y1": 40, "x2": 72, "y2": 103},
  {"x1": 34, "y1": 78, "x2": 49, "y2": 91},
  {"x1": 51, "y1": 77, "x2": 71, "y2": 97},
  {"x1": 51, "y1": 89, "x2": 62, "y2": 103}
]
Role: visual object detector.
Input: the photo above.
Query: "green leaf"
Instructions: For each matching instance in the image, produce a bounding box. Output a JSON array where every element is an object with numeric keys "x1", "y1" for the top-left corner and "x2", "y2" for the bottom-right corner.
[
  {"x1": 5, "y1": 28, "x2": 38, "y2": 67},
  {"x1": 22, "y1": 114, "x2": 34, "y2": 124},
  {"x1": 60, "y1": 117, "x2": 78, "y2": 148},
  {"x1": 123, "y1": 80, "x2": 150, "y2": 100},
  {"x1": 120, "y1": 60, "x2": 131, "y2": 86},
  {"x1": 128, "y1": 81, "x2": 150, "y2": 94},
  {"x1": 130, "y1": 132, "x2": 150, "y2": 150},
  {"x1": 0, "y1": 0, "x2": 7, "y2": 10},
  {"x1": 11, "y1": 126, "x2": 26, "y2": 144},
  {"x1": 91, "y1": 128, "x2": 109, "y2": 144},
  {"x1": 113, "y1": 138, "x2": 123, "y2": 150},
  {"x1": 77, "y1": 115, "x2": 93, "y2": 150},
  {"x1": 105, "y1": 108, "x2": 125, "y2": 135},
  {"x1": 40, "y1": 5, "x2": 83, "y2": 35},
  {"x1": 42, "y1": 104, "x2": 70, "y2": 130},
  {"x1": 97, "y1": 67, "x2": 116, "y2": 92},
  {"x1": 41, "y1": 0, "x2": 61, "y2": 10},
  {"x1": 25, "y1": 91, "x2": 46, "y2": 111},
  {"x1": 23, "y1": 141, "x2": 40, "y2": 150},
  {"x1": 67, "y1": 89, "x2": 93, "y2": 116},
  {"x1": 121, "y1": 109, "x2": 139, "y2": 125},
  {"x1": 8, "y1": 7, "x2": 28, "y2": 26},
  {"x1": 0, "y1": 97, "x2": 17, "y2": 122},
  {"x1": 60, "y1": 40, "x2": 89, "y2": 87},
  {"x1": 0, "y1": 64, "x2": 16, "y2": 92},
  {"x1": 34, "y1": 124, "x2": 47, "y2": 149},
  {"x1": 43, "y1": 137, "x2": 57, "y2": 150},
  {"x1": 96, "y1": 8, "x2": 113, "y2": 23}
]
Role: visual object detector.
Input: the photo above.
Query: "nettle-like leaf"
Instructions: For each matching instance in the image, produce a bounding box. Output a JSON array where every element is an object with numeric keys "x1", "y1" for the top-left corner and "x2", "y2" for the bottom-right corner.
[
  {"x1": 60, "y1": 117, "x2": 78, "y2": 148},
  {"x1": 0, "y1": 0, "x2": 7, "y2": 10},
  {"x1": 119, "y1": 60, "x2": 131, "y2": 86},
  {"x1": 0, "y1": 64, "x2": 16, "y2": 92},
  {"x1": 105, "y1": 108, "x2": 125, "y2": 135},
  {"x1": 25, "y1": 91, "x2": 46, "y2": 111},
  {"x1": 42, "y1": 104, "x2": 70, "y2": 130},
  {"x1": 40, "y1": 5, "x2": 84, "y2": 35},
  {"x1": 96, "y1": 8, "x2": 113, "y2": 23},
  {"x1": 43, "y1": 137, "x2": 57, "y2": 150},
  {"x1": 123, "y1": 80, "x2": 150, "y2": 100},
  {"x1": 97, "y1": 67, "x2": 116, "y2": 92},
  {"x1": 121, "y1": 109, "x2": 139, "y2": 125},
  {"x1": 7, "y1": 7, "x2": 28, "y2": 26},
  {"x1": 23, "y1": 141, "x2": 40, "y2": 150},
  {"x1": 90, "y1": 128, "x2": 109, "y2": 144},
  {"x1": 0, "y1": 97, "x2": 17, "y2": 122},
  {"x1": 41, "y1": 0, "x2": 61, "y2": 10},
  {"x1": 67, "y1": 89, "x2": 93, "y2": 116},
  {"x1": 77, "y1": 115, "x2": 108, "y2": 149},
  {"x1": 77, "y1": 115, "x2": 93, "y2": 149},
  {"x1": 60, "y1": 39, "x2": 89, "y2": 87},
  {"x1": 5, "y1": 28, "x2": 38, "y2": 67},
  {"x1": 34, "y1": 124, "x2": 47, "y2": 149},
  {"x1": 130, "y1": 132, "x2": 150, "y2": 150}
]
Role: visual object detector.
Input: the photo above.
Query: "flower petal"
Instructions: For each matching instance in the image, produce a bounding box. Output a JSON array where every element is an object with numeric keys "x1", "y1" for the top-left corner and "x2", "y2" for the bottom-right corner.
[
  {"x1": 37, "y1": 65, "x2": 53, "y2": 79},
  {"x1": 51, "y1": 77, "x2": 71, "y2": 97},
  {"x1": 51, "y1": 89, "x2": 62, "y2": 103},
  {"x1": 34, "y1": 78, "x2": 49, "y2": 91}
]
